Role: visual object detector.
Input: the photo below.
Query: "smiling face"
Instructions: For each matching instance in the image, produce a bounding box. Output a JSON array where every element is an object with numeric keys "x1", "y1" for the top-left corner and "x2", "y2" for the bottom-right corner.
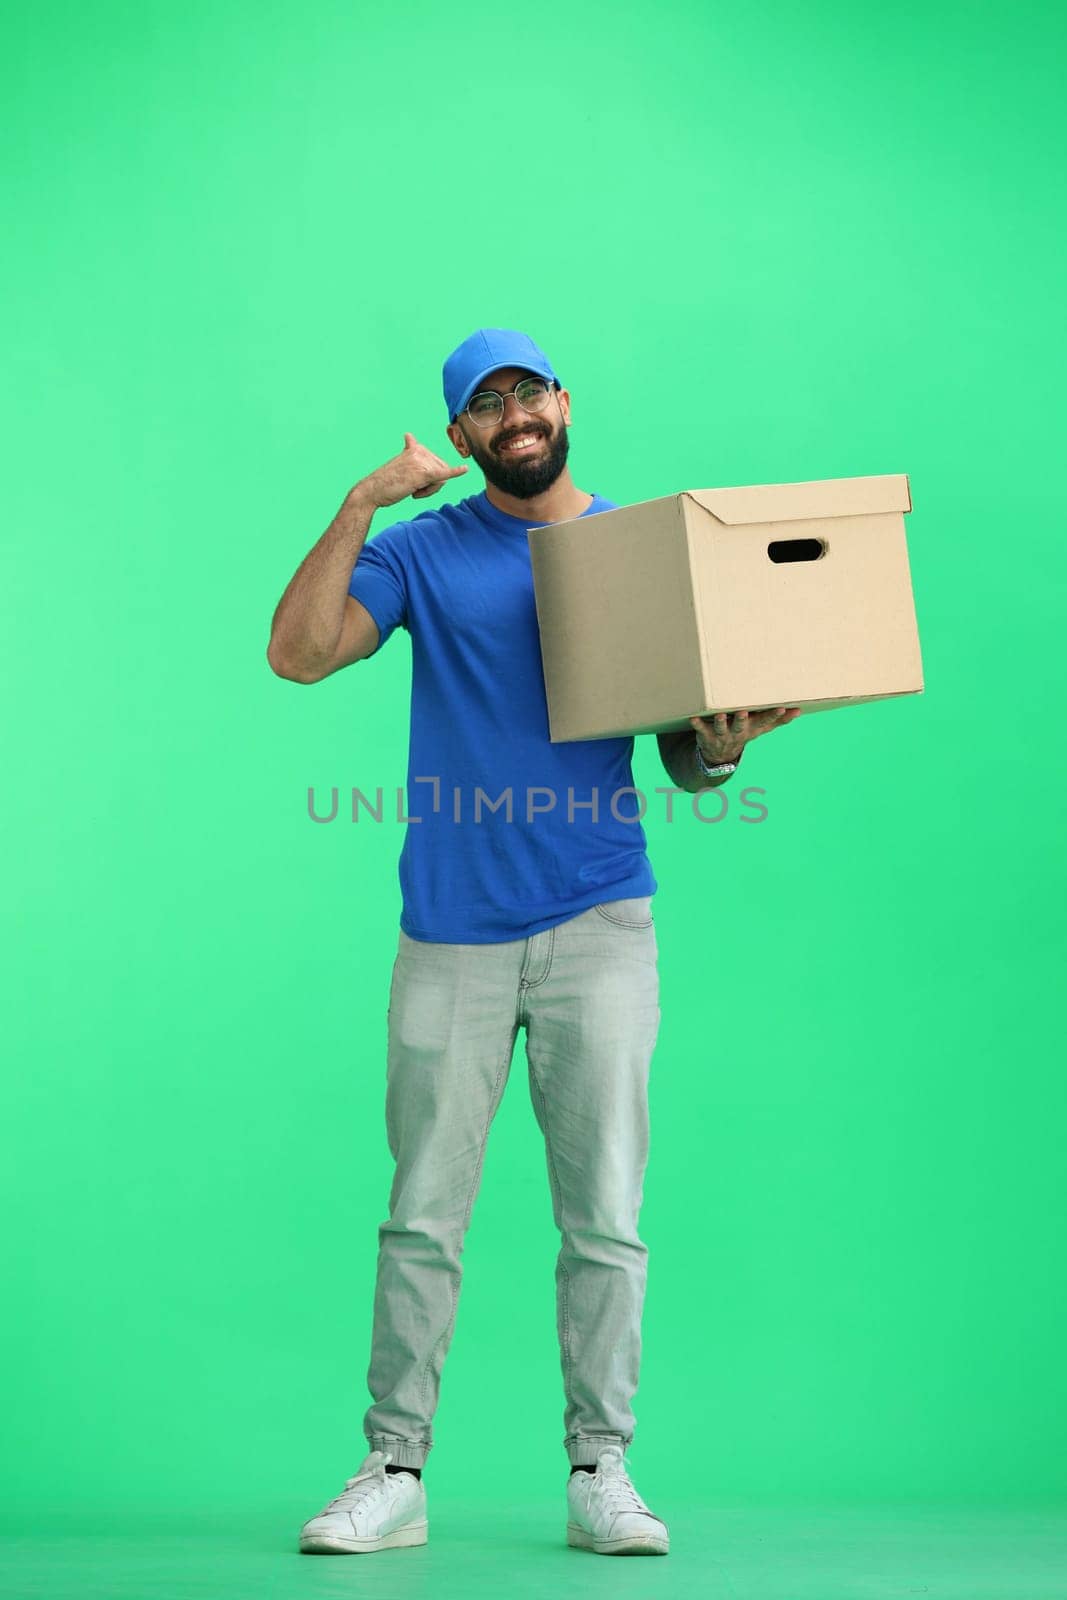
[{"x1": 446, "y1": 365, "x2": 572, "y2": 500}]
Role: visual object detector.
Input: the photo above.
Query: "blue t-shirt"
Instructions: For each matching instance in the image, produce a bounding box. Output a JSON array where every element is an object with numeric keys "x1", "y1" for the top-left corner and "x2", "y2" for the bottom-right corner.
[{"x1": 348, "y1": 488, "x2": 657, "y2": 943}]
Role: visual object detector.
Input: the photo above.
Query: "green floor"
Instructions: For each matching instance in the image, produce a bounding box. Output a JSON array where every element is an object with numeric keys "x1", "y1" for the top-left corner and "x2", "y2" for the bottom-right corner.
[{"x1": 2, "y1": 1502, "x2": 1065, "y2": 1600}]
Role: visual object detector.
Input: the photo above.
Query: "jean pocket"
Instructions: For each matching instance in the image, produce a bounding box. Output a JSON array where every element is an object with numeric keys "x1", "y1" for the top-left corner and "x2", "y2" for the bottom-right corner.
[{"x1": 592, "y1": 895, "x2": 654, "y2": 928}]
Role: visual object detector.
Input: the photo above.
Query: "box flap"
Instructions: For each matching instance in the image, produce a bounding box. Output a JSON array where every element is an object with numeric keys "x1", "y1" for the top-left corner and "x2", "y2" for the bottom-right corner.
[{"x1": 684, "y1": 474, "x2": 911, "y2": 526}]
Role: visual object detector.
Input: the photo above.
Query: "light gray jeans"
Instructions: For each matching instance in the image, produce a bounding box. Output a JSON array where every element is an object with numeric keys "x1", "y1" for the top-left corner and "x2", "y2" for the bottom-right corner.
[{"x1": 362, "y1": 895, "x2": 661, "y2": 1469}]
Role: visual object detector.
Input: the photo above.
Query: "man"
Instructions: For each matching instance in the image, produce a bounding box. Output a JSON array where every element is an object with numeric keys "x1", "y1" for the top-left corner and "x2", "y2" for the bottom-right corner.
[{"x1": 267, "y1": 328, "x2": 799, "y2": 1558}]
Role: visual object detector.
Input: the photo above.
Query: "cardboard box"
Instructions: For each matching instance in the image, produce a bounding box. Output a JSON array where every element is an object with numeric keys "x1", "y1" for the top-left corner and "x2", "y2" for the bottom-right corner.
[{"x1": 527, "y1": 473, "x2": 923, "y2": 742}]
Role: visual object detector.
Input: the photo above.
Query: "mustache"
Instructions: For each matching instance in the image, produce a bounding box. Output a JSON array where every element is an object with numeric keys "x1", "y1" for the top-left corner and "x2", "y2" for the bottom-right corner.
[{"x1": 496, "y1": 426, "x2": 550, "y2": 451}]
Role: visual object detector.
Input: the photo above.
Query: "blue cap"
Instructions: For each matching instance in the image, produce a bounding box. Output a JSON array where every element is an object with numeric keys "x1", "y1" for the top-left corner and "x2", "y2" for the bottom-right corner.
[{"x1": 443, "y1": 327, "x2": 560, "y2": 423}]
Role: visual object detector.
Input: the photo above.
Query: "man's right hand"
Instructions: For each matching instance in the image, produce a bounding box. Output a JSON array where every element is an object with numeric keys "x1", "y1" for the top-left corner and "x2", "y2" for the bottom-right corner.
[{"x1": 358, "y1": 433, "x2": 470, "y2": 509}]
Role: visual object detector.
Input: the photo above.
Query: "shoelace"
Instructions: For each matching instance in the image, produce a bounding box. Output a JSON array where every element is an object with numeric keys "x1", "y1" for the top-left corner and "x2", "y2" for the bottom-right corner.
[
  {"x1": 597, "y1": 1479, "x2": 650, "y2": 1514},
  {"x1": 322, "y1": 1459, "x2": 397, "y2": 1514},
  {"x1": 592, "y1": 1468, "x2": 653, "y2": 1518}
]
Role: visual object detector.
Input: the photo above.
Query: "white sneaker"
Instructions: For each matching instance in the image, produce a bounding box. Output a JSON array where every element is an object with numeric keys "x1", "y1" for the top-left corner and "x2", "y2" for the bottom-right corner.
[
  {"x1": 566, "y1": 1444, "x2": 669, "y2": 1555},
  {"x1": 299, "y1": 1449, "x2": 428, "y2": 1554}
]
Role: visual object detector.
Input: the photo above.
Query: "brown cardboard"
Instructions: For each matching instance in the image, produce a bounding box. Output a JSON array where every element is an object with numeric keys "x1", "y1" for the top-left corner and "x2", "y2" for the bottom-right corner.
[{"x1": 527, "y1": 474, "x2": 922, "y2": 742}]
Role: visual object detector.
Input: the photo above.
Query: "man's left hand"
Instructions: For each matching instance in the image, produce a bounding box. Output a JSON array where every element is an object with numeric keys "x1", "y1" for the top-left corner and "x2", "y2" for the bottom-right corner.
[{"x1": 690, "y1": 706, "x2": 802, "y2": 764}]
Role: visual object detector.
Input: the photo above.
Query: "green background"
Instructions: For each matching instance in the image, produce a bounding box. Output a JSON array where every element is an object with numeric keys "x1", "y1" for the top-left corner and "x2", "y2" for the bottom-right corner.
[{"x1": 3, "y1": 0, "x2": 1066, "y2": 1586}]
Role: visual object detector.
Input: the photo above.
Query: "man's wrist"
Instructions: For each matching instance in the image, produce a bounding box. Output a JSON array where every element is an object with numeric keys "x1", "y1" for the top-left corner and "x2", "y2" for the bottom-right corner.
[
  {"x1": 695, "y1": 740, "x2": 744, "y2": 778},
  {"x1": 346, "y1": 481, "x2": 381, "y2": 515}
]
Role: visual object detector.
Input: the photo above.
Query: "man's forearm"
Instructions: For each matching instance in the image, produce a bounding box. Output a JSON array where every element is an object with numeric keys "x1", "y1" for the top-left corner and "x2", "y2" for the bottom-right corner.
[{"x1": 267, "y1": 485, "x2": 376, "y2": 677}]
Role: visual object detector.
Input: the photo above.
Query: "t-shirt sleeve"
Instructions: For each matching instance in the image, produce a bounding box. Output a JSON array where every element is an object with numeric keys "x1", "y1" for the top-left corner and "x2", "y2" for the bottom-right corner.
[{"x1": 347, "y1": 521, "x2": 410, "y2": 655}]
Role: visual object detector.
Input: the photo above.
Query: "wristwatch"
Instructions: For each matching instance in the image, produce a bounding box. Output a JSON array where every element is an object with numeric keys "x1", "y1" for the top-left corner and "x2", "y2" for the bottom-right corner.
[{"x1": 696, "y1": 742, "x2": 741, "y2": 779}]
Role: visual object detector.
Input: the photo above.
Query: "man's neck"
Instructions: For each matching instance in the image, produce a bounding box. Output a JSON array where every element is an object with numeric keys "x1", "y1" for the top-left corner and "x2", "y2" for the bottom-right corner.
[{"x1": 484, "y1": 475, "x2": 594, "y2": 525}]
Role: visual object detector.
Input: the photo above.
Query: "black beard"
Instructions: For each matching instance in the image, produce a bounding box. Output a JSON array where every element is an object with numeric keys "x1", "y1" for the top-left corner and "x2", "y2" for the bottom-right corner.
[{"x1": 466, "y1": 419, "x2": 570, "y2": 500}]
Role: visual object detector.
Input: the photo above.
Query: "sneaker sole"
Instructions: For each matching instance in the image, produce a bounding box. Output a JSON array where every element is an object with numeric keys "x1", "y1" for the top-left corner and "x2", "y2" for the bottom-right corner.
[
  {"x1": 567, "y1": 1522, "x2": 668, "y2": 1556},
  {"x1": 299, "y1": 1520, "x2": 428, "y2": 1554}
]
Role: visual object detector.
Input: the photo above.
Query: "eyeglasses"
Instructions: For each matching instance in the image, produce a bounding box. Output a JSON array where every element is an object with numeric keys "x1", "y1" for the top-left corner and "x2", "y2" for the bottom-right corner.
[{"x1": 465, "y1": 377, "x2": 554, "y2": 427}]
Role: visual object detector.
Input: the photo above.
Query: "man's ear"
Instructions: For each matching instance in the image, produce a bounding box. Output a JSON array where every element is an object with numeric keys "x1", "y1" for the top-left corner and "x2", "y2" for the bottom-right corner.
[{"x1": 447, "y1": 421, "x2": 470, "y2": 457}]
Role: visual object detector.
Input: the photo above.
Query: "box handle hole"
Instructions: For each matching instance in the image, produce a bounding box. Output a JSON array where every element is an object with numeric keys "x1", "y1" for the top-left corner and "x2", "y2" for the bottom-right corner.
[{"x1": 767, "y1": 538, "x2": 827, "y2": 563}]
